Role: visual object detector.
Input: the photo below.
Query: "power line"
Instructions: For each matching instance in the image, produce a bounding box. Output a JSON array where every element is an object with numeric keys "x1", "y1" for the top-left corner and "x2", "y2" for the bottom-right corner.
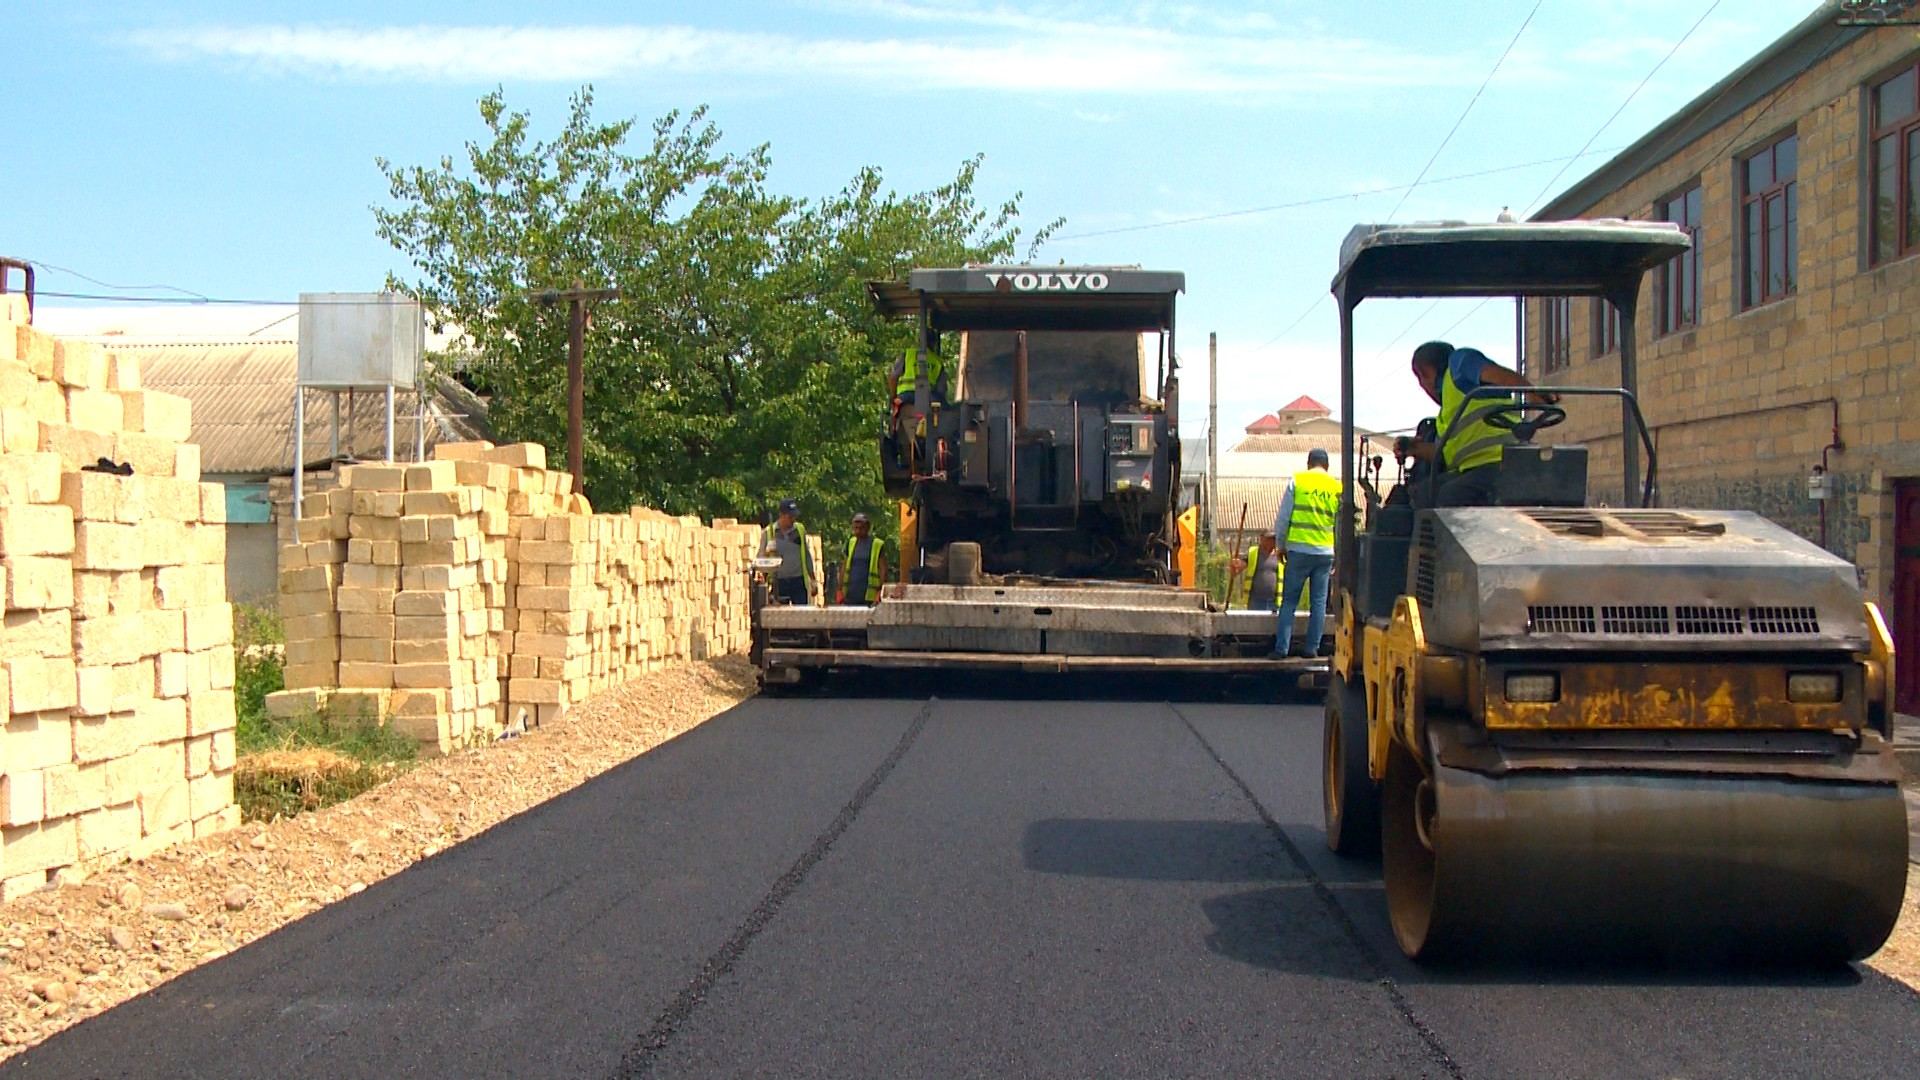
[
  {"x1": 1699, "y1": 23, "x2": 1853, "y2": 168},
  {"x1": 1522, "y1": 0, "x2": 1724, "y2": 216},
  {"x1": 1253, "y1": 295, "x2": 1328, "y2": 351},
  {"x1": 1048, "y1": 145, "x2": 1626, "y2": 243},
  {"x1": 1429, "y1": 298, "x2": 1498, "y2": 352},
  {"x1": 1355, "y1": 0, "x2": 1722, "y2": 371},
  {"x1": 1384, "y1": 0, "x2": 1544, "y2": 223},
  {"x1": 1371, "y1": 300, "x2": 1443, "y2": 360},
  {"x1": 27, "y1": 288, "x2": 414, "y2": 306},
  {"x1": 25, "y1": 259, "x2": 210, "y2": 301}
]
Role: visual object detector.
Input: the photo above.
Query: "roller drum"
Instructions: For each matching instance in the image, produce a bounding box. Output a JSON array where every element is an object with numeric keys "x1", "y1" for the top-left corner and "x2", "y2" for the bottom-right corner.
[{"x1": 1384, "y1": 751, "x2": 1909, "y2": 963}]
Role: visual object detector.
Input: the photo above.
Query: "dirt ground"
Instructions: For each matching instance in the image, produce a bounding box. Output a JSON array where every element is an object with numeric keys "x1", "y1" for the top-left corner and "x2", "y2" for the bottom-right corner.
[
  {"x1": 1868, "y1": 863, "x2": 1920, "y2": 990},
  {"x1": 0, "y1": 657, "x2": 757, "y2": 1059}
]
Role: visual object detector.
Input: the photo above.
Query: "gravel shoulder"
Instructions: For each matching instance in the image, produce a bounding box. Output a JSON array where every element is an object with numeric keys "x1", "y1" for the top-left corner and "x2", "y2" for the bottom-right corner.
[
  {"x1": 0, "y1": 657, "x2": 756, "y2": 1058},
  {"x1": 1864, "y1": 785, "x2": 1920, "y2": 993},
  {"x1": 1868, "y1": 865, "x2": 1920, "y2": 992}
]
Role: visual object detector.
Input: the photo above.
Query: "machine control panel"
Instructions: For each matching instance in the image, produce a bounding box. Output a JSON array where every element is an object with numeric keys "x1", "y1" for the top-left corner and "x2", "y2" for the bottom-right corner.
[{"x1": 1107, "y1": 415, "x2": 1157, "y2": 493}]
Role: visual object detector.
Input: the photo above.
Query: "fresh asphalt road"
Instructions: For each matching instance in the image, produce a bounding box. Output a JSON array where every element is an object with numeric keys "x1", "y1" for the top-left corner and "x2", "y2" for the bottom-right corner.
[{"x1": 8, "y1": 680, "x2": 1920, "y2": 1079}]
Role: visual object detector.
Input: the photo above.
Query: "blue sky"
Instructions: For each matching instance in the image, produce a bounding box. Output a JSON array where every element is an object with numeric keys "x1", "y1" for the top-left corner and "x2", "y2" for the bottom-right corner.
[{"x1": 7, "y1": 1, "x2": 1823, "y2": 436}]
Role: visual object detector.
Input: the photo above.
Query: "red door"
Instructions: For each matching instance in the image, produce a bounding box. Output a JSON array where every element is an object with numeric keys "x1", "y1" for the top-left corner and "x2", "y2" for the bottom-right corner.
[{"x1": 1897, "y1": 481, "x2": 1920, "y2": 715}]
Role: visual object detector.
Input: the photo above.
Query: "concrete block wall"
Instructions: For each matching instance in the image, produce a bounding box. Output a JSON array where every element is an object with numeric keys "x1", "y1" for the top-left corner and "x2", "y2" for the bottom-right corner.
[
  {"x1": 0, "y1": 297, "x2": 239, "y2": 899},
  {"x1": 268, "y1": 441, "x2": 757, "y2": 753}
]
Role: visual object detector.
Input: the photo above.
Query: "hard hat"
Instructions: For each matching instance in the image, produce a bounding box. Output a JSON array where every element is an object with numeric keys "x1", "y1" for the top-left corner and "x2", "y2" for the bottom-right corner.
[{"x1": 852, "y1": 512, "x2": 871, "y2": 525}]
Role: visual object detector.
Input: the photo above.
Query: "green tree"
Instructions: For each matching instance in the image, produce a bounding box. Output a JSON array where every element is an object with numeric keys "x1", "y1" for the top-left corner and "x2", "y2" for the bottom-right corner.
[{"x1": 376, "y1": 89, "x2": 1056, "y2": 548}]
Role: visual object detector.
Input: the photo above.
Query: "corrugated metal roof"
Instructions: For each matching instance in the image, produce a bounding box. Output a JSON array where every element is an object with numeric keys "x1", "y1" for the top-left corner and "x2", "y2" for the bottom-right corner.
[
  {"x1": 1213, "y1": 477, "x2": 1291, "y2": 539},
  {"x1": 1230, "y1": 433, "x2": 1342, "y2": 455},
  {"x1": 127, "y1": 342, "x2": 491, "y2": 476}
]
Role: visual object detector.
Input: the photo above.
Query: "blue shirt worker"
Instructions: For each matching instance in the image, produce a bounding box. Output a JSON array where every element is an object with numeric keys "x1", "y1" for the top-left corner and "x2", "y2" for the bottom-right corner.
[
  {"x1": 1400, "y1": 341, "x2": 1555, "y2": 508},
  {"x1": 838, "y1": 512, "x2": 890, "y2": 605},
  {"x1": 1270, "y1": 448, "x2": 1340, "y2": 659},
  {"x1": 761, "y1": 499, "x2": 816, "y2": 606}
]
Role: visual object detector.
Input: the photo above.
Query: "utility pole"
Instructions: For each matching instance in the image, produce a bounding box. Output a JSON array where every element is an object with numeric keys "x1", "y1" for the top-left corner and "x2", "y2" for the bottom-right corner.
[
  {"x1": 533, "y1": 281, "x2": 620, "y2": 494},
  {"x1": 1207, "y1": 332, "x2": 1219, "y2": 547}
]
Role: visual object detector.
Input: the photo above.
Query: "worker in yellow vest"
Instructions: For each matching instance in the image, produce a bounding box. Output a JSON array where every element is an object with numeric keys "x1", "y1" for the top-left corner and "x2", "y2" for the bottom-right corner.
[
  {"x1": 1399, "y1": 341, "x2": 1555, "y2": 508},
  {"x1": 837, "y1": 512, "x2": 890, "y2": 605},
  {"x1": 886, "y1": 342, "x2": 948, "y2": 471},
  {"x1": 1270, "y1": 449, "x2": 1340, "y2": 658},
  {"x1": 760, "y1": 499, "x2": 816, "y2": 606},
  {"x1": 887, "y1": 343, "x2": 949, "y2": 408},
  {"x1": 1229, "y1": 535, "x2": 1279, "y2": 610}
]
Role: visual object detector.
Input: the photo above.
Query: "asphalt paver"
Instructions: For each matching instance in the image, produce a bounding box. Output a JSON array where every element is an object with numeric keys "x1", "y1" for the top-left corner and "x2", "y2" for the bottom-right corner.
[{"x1": 7, "y1": 688, "x2": 1919, "y2": 1079}]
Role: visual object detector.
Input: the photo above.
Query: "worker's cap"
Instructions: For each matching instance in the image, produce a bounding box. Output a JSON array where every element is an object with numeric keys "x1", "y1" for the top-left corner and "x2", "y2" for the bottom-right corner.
[
  {"x1": 851, "y1": 512, "x2": 871, "y2": 525},
  {"x1": 1307, "y1": 448, "x2": 1330, "y2": 467},
  {"x1": 778, "y1": 499, "x2": 799, "y2": 515}
]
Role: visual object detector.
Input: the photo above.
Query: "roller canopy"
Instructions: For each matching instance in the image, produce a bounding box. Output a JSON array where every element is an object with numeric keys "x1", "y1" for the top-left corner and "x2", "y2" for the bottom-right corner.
[
  {"x1": 869, "y1": 266, "x2": 1183, "y2": 332},
  {"x1": 1333, "y1": 220, "x2": 1690, "y2": 303}
]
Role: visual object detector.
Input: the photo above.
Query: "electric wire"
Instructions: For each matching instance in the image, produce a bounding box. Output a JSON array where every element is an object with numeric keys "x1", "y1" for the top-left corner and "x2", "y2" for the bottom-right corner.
[
  {"x1": 1521, "y1": 0, "x2": 1724, "y2": 216},
  {"x1": 1383, "y1": 0, "x2": 1544, "y2": 223},
  {"x1": 1365, "y1": 0, "x2": 1724, "y2": 367},
  {"x1": 1037, "y1": 145, "x2": 1627, "y2": 243}
]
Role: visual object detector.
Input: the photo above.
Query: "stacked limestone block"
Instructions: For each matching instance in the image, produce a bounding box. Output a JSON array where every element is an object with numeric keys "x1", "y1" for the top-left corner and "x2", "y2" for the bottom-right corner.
[
  {"x1": 0, "y1": 298, "x2": 238, "y2": 898},
  {"x1": 279, "y1": 486, "x2": 347, "y2": 691},
  {"x1": 273, "y1": 459, "x2": 511, "y2": 754},
  {"x1": 266, "y1": 439, "x2": 759, "y2": 755}
]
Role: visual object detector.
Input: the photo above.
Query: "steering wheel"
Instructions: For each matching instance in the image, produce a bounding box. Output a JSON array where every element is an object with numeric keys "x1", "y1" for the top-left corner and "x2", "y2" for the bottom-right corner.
[{"x1": 1481, "y1": 400, "x2": 1566, "y2": 441}]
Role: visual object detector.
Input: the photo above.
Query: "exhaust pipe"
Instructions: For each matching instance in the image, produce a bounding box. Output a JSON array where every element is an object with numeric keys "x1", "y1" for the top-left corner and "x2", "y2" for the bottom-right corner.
[{"x1": 1014, "y1": 330, "x2": 1029, "y2": 432}]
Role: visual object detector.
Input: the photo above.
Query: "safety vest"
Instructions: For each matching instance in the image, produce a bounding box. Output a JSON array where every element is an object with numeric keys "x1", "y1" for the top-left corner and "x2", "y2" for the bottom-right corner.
[
  {"x1": 1285, "y1": 469, "x2": 1341, "y2": 550},
  {"x1": 842, "y1": 536, "x2": 885, "y2": 603},
  {"x1": 764, "y1": 522, "x2": 816, "y2": 591},
  {"x1": 1237, "y1": 544, "x2": 1276, "y2": 607},
  {"x1": 1437, "y1": 364, "x2": 1514, "y2": 473},
  {"x1": 899, "y1": 346, "x2": 946, "y2": 394}
]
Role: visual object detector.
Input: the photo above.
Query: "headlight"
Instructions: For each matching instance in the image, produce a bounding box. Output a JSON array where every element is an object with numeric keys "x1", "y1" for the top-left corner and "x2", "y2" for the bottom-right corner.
[
  {"x1": 1505, "y1": 672, "x2": 1559, "y2": 703},
  {"x1": 1786, "y1": 671, "x2": 1842, "y2": 703}
]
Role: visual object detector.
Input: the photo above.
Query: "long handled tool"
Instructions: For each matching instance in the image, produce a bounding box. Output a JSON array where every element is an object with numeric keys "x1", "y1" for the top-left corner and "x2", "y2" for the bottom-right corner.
[{"x1": 1222, "y1": 503, "x2": 1248, "y2": 611}]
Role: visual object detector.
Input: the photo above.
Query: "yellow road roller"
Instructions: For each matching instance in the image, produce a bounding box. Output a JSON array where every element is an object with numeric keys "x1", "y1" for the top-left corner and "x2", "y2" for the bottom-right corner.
[{"x1": 1321, "y1": 221, "x2": 1907, "y2": 963}]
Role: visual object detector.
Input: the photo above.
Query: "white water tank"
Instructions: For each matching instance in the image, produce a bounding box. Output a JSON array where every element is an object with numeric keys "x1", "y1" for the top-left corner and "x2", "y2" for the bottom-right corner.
[{"x1": 297, "y1": 292, "x2": 423, "y2": 389}]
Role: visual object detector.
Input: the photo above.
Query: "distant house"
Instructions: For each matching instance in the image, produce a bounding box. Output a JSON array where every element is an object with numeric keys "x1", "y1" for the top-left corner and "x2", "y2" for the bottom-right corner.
[
  {"x1": 130, "y1": 342, "x2": 491, "y2": 601},
  {"x1": 1242, "y1": 395, "x2": 1341, "y2": 439},
  {"x1": 39, "y1": 305, "x2": 492, "y2": 602},
  {"x1": 1205, "y1": 397, "x2": 1372, "y2": 542}
]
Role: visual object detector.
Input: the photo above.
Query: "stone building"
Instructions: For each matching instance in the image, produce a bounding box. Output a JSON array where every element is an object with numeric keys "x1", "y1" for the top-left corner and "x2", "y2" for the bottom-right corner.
[{"x1": 1523, "y1": 5, "x2": 1920, "y2": 711}]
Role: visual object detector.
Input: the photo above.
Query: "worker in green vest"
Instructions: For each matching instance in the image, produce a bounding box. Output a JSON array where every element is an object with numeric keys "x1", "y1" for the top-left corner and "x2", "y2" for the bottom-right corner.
[
  {"x1": 1270, "y1": 449, "x2": 1341, "y2": 658},
  {"x1": 888, "y1": 344, "x2": 949, "y2": 408},
  {"x1": 1229, "y1": 535, "x2": 1280, "y2": 610},
  {"x1": 760, "y1": 499, "x2": 816, "y2": 606},
  {"x1": 837, "y1": 512, "x2": 890, "y2": 605},
  {"x1": 1399, "y1": 341, "x2": 1555, "y2": 508},
  {"x1": 1249, "y1": 535, "x2": 1280, "y2": 610},
  {"x1": 886, "y1": 341, "x2": 948, "y2": 472}
]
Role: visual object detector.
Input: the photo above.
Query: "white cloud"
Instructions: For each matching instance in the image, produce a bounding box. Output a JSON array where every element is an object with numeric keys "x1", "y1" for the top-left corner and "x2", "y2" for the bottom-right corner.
[{"x1": 125, "y1": 17, "x2": 1477, "y2": 96}]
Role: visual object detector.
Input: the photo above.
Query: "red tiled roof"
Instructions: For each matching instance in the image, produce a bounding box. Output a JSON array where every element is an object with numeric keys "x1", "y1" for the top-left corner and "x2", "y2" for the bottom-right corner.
[
  {"x1": 1277, "y1": 394, "x2": 1329, "y2": 415},
  {"x1": 1244, "y1": 413, "x2": 1282, "y2": 433}
]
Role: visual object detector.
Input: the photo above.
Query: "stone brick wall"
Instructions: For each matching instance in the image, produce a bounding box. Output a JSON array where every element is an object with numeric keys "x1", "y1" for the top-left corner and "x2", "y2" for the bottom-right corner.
[
  {"x1": 1, "y1": 298, "x2": 238, "y2": 899},
  {"x1": 266, "y1": 441, "x2": 758, "y2": 753},
  {"x1": 1525, "y1": 29, "x2": 1920, "y2": 610}
]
